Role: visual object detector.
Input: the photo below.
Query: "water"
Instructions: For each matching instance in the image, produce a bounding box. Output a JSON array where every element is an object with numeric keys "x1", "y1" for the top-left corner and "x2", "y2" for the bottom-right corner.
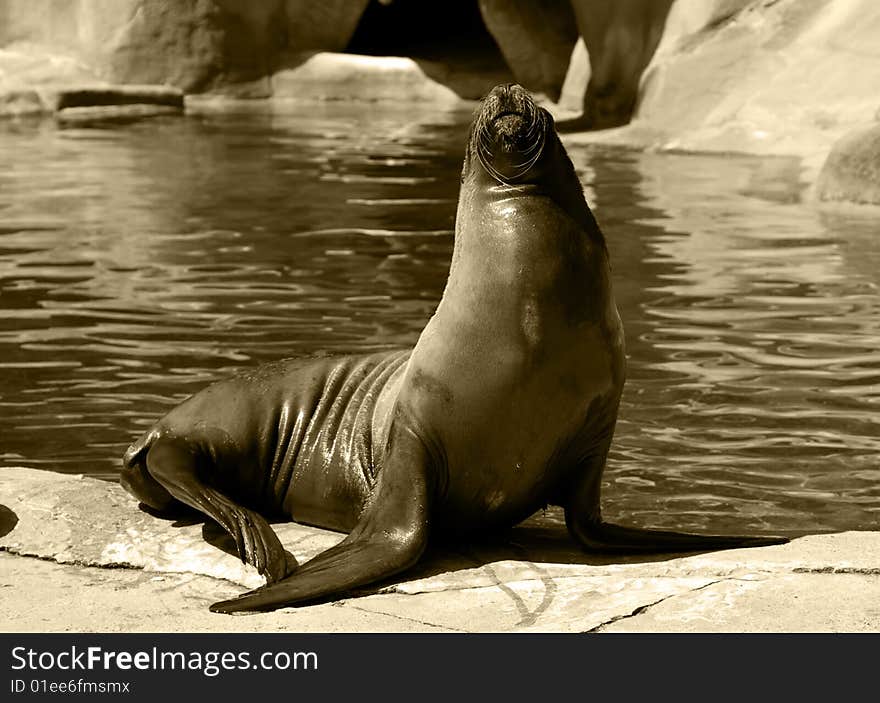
[{"x1": 1, "y1": 105, "x2": 878, "y2": 538}]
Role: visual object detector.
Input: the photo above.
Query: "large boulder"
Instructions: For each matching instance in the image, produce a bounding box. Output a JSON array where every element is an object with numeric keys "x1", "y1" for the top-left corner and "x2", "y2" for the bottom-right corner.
[
  {"x1": 0, "y1": 0, "x2": 282, "y2": 92},
  {"x1": 284, "y1": 0, "x2": 370, "y2": 52},
  {"x1": 568, "y1": 0, "x2": 674, "y2": 129},
  {"x1": 0, "y1": 0, "x2": 373, "y2": 94},
  {"x1": 815, "y1": 123, "x2": 880, "y2": 205},
  {"x1": 478, "y1": 0, "x2": 578, "y2": 102},
  {"x1": 629, "y1": 0, "x2": 880, "y2": 157},
  {"x1": 110, "y1": 0, "x2": 289, "y2": 92}
]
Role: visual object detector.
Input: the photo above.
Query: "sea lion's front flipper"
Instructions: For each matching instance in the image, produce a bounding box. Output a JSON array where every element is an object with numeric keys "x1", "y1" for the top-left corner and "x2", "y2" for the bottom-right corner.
[
  {"x1": 210, "y1": 418, "x2": 432, "y2": 613},
  {"x1": 563, "y1": 446, "x2": 788, "y2": 554},
  {"x1": 144, "y1": 437, "x2": 291, "y2": 583}
]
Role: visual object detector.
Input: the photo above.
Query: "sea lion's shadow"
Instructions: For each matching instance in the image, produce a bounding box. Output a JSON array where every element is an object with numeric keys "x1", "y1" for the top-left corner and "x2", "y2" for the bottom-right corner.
[
  {"x1": 356, "y1": 524, "x2": 701, "y2": 607},
  {"x1": 137, "y1": 502, "x2": 692, "y2": 599},
  {"x1": 421, "y1": 523, "x2": 684, "y2": 576},
  {"x1": 0, "y1": 504, "x2": 19, "y2": 539},
  {"x1": 138, "y1": 502, "x2": 302, "y2": 565}
]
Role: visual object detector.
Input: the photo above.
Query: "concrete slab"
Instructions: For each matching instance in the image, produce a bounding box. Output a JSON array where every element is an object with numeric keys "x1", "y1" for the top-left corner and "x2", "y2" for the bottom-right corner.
[
  {"x1": 601, "y1": 574, "x2": 880, "y2": 633},
  {"x1": 0, "y1": 553, "x2": 452, "y2": 633},
  {"x1": 1, "y1": 467, "x2": 878, "y2": 632}
]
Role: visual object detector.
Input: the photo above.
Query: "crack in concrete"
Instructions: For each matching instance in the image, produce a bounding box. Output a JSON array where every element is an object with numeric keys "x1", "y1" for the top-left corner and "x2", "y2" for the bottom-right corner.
[
  {"x1": 6, "y1": 540, "x2": 879, "y2": 631},
  {"x1": 582, "y1": 567, "x2": 880, "y2": 632},
  {"x1": 1, "y1": 546, "x2": 143, "y2": 571},
  {"x1": 333, "y1": 600, "x2": 470, "y2": 633},
  {"x1": 584, "y1": 578, "x2": 736, "y2": 633},
  {"x1": 0, "y1": 547, "x2": 252, "y2": 589},
  {"x1": 378, "y1": 583, "x2": 472, "y2": 596}
]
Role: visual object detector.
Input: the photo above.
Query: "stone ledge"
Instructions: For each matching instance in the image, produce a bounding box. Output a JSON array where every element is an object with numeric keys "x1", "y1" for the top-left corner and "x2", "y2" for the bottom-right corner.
[
  {"x1": 51, "y1": 85, "x2": 184, "y2": 110},
  {"x1": 0, "y1": 83, "x2": 184, "y2": 119},
  {"x1": 1, "y1": 466, "x2": 877, "y2": 632},
  {"x1": 56, "y1": 104, "x2": 183, "y2": 125}
]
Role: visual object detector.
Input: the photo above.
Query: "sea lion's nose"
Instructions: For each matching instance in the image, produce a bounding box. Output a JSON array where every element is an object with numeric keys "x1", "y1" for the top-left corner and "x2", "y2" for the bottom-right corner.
[
  {"x1": 488, "y1": 83, "x2": 527, "y2": 99},
  {"x1": 485, "y1": 83, "x2": 531, "y2": 115},
  {"x1": 476, "y1": 87, "x2": 547, "y2": 183}
]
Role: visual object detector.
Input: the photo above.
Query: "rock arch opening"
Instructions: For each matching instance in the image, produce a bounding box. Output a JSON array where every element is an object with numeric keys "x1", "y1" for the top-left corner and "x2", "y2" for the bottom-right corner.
[{"x1": 345, "y1": 0, "x2": 512, "y2": 98}]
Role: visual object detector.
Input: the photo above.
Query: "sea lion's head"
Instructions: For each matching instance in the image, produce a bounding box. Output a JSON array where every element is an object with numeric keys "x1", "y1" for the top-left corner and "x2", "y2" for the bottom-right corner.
[
  {"x1": 461, "y1": 84, "x2": 600, "y2": 238},
  {"x1": 465, "y1": 83, "x2": 554, "y2": 186}
]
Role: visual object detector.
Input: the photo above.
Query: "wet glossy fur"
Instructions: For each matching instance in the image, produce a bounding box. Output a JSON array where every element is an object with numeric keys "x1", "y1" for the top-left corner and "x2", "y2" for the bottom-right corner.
[{"x1": 121, "y1": 84, "x2": 785, "y2": 613}]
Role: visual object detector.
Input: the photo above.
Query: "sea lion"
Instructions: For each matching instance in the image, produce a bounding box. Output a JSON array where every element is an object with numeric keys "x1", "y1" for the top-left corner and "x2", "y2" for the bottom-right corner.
[{"x1": 121, "y1": 83, "x2": 786, "y2": 614}]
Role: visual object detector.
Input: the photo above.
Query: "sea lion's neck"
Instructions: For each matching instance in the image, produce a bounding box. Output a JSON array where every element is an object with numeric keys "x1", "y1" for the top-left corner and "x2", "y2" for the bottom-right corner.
[
  {"x1": 438, "y1": 179, "x2": 606, "y2": 322},
  {"x1": 398, "y1": 160, "x2": 620, "y2": 442}
]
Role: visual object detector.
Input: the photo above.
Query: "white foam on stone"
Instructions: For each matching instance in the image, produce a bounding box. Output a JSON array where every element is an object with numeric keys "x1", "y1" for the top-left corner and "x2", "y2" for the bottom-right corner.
[{"x1": 99, "y1": 537, "x2": 265, "y2": 589}]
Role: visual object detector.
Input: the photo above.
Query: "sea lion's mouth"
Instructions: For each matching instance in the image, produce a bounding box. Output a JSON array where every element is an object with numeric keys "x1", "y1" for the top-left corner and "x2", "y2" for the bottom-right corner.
[{"x1": 475, "y1": 84, "x2": 548, "y2": 184}]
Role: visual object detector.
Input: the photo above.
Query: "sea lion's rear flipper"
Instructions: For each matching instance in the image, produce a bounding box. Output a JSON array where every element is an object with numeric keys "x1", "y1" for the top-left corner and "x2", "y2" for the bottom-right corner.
[
  {"x1": 566, "y1": 516, "x2": 788, "y2": 553},
  {"x1": 143, "y1": 437, "x2": 291, "y2": 584},
  {"x1": 563, "y1": 448, "x2": 788, "y2": 554},
  {"x1": 210, "y1": 418, "x2": 432, "y2": 614}
]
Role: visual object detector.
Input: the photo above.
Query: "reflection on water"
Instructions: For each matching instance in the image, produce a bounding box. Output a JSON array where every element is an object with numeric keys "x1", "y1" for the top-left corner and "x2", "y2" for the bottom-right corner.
[{"x1": 1, "y1": 106, "x2": 878, "y2": 537}]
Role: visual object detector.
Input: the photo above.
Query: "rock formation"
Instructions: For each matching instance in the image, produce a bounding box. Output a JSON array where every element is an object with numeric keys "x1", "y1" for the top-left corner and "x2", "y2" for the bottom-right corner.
[
  {"x1": 2, "y1": 0, "x2": 880, "y2": 199},
  {"x1": 284, "y1": 0, "x2": 371, "y2": 53},
  {"x1": 566, "y1": 0, "x2": 673, "y2": 129},
  {"x1": 477, "y1": 0, "x2": 578, "y2": 103},
  {"x1": 816, "y1": 124, "x2": 880, "y2": 205},
  {"x1": 0, "y1": 0, "x2": 667, "y2": 113},
  {"x1": 0, "y1": 0, "x2": 370, "y2": 93},
  {"x1": 632, "y1": 0, "x2": 880, "y2": 156}
]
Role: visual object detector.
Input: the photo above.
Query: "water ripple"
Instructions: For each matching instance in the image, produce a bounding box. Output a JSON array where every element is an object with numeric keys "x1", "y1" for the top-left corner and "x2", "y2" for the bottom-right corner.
[{"x1": 1, "y1": 115, "x2": 878, "y2": 535}]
